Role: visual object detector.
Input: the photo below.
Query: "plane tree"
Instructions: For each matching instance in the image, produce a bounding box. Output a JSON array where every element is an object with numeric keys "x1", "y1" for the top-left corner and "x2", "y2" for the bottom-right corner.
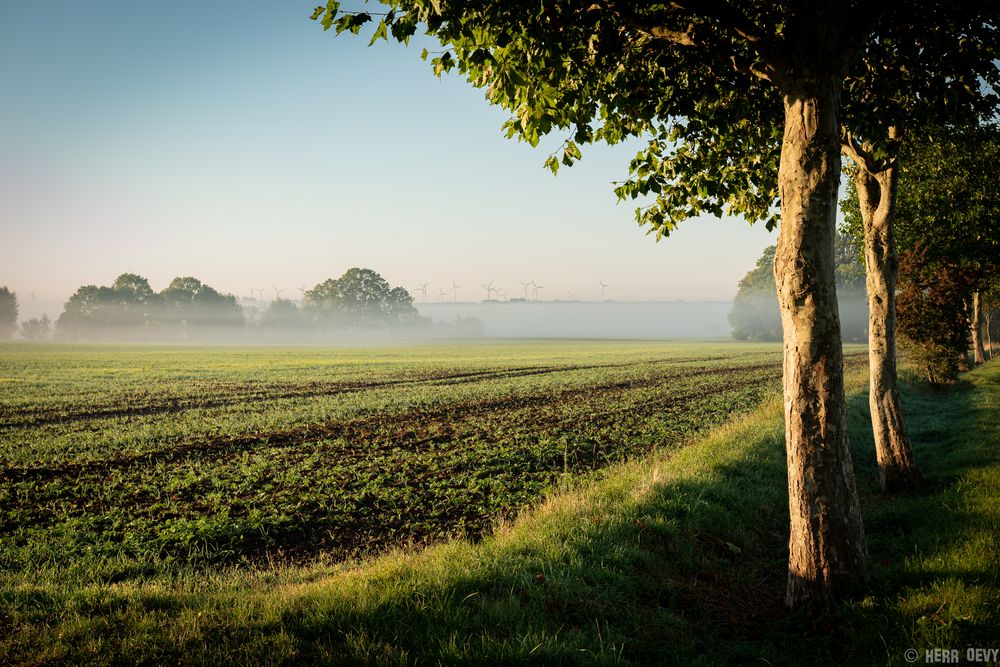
[
  {"x1": 836, "y1": 12, "x2": 999, "y2": 491},
  {"x1": 315, "y1": 0, "x2": 998, "y2": 607}
]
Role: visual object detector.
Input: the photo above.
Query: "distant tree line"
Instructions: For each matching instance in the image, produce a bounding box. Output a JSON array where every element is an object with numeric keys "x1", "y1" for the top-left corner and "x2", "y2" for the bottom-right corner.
[
  {"x1": 56, "y1": 274, "x2": 243, "y2": 338},
  {"x1": 0, "y1": 269, "x2": 430, "y2": 341}
]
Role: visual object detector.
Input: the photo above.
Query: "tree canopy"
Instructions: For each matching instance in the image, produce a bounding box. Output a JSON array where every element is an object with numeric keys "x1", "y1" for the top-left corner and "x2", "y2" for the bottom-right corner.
[
  {"x1": 843, "y1": 122, "x2": 1000, "y2": 280},
  {"x1": 313, "y1": 2, "x2": 998, "y2": 237},
  {"x1": 159, "y1": 277, "x2": 243, "y2": 327},
  {"x1": 304, "y1": 268, "x2": 421, "y2": 327}
]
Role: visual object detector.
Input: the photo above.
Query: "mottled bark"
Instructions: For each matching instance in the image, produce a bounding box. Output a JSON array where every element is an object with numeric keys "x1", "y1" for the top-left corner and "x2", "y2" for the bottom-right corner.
[
  {"x1": 776, "y1": 78, "x2": 870, "y2": 608},
  {"x1": 972, "y1": 291, "x2": 986, "y2": 364},
  {"x1": 854, "y1": 167, "x2": 920, "y2": 492}
]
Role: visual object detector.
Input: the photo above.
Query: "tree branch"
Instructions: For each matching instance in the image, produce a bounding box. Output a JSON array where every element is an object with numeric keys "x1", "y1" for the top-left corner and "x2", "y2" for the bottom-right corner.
[
  {"x1": 843, "y1": 131, "x2": 882, "y2": 174},
  {"x1": 588, "y1": 1, "x2": 777, "y2": 82}
]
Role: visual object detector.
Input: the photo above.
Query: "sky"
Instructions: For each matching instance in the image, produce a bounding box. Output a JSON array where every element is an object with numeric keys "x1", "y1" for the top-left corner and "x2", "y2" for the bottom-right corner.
[{"x1": 0, "y1": 1, "x2": 783, "y2": 321}]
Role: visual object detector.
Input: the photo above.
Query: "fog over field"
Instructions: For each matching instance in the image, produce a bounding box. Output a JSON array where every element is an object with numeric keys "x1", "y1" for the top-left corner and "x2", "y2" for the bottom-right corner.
[{"x1": 417, "y1": 301, "x2": 733, "y2": 339}]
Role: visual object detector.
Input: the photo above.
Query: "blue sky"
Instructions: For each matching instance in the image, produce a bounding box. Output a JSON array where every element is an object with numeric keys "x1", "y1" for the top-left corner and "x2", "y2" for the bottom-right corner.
[{"x1": 0, "y1": 1, "x2": 782, "y2": 318}]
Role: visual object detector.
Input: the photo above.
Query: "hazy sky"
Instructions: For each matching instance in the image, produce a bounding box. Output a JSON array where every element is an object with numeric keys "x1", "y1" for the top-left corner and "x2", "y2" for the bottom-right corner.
[{"x1": 1, "y1": 1, "x2": 787, "y2": 320}]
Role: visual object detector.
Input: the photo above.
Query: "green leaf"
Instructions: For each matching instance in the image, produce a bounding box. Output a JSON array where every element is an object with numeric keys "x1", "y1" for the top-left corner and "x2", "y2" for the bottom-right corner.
[{"x1": 369, "y1": 20, "x2": 388, "y2": 46}]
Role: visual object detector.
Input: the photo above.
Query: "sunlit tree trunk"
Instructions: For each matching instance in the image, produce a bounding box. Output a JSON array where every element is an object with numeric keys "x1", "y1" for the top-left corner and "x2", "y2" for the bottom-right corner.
[
  {"x1": 776, "y1": 77, "x2": 870, "y2": 608},
  {"x1": 854, "y1": 167, "x2": 920, "y2": 491},
  {"x1": 972, "y1": 291, "x2": 986, "y2": 364}
]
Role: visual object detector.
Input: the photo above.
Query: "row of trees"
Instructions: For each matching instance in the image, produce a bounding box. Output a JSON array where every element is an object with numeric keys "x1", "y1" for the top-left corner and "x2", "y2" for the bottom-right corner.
[
  {"x1": 0, "y1": 269, "x2": 424, "y2": 340},
  {"x1": 842, "y1": 124, "x2": 1000, "y2": 385},
  {"x1": 316, "y1": 0, "x2": 1000, "y2": 606}
]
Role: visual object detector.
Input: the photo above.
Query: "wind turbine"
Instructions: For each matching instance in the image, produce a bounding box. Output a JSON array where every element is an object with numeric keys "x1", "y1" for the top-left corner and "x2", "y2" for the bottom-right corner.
[
  {"x1": 438, "y1": 287, "x2": 449, "y2": 302},
  {"x1": 600, "y1": 281, "x2": 608, "y2": 301},
  {"x1": 519, "y1": 280, "x2": 534, "y2": 300},
  {"x1": 496, "y1": 287, "x2": 506, "y2": 301},
  {"x1": 533, "y1": 284, "x2": 544, "y2": 301},
  {"x1": 417, "y1": 281, "x2": 430, "y2": 303},
  {"x1": 27, "y1": 290, "x2": 36, "y2": 301},
  {"x1": 273, "y1": 287, "x2": 285, "y2": 300},
  {"x1": 481, "y1": 281, "x2": 494, "y2": 301},
  {"x1": 451, "y1": 280, "x2": 461, "y2": 303}
]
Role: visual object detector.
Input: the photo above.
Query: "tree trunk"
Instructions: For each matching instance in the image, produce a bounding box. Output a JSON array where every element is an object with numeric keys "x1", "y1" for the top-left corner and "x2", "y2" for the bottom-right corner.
[
  {"x1": 854, "y1": 167, "x2": 920, "y2": 492},
  {"x1": 776, "y1": 78, "x2": 870, "y2": 608},
  {"x1": 985, "y1": 302, "x2": 993, "y2": 360},
  {"x1": 971, "y1": 291, "x2": 986, "y2": 364}
]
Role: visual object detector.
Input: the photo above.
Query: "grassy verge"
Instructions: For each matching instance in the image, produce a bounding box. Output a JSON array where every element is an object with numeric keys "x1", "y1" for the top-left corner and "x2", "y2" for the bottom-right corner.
[{"x1": 2, "y1": 362, "x2": 997, "y2": 665}]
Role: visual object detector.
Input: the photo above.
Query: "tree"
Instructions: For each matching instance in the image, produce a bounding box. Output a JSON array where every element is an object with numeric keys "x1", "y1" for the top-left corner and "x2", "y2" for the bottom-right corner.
[
  {"x1": 843, "y1": 123, "x2": 1000, "y2": 366},
  {"x1": 730, "y1": 237, "x2": 866, "y2": 342},
  {"x1": 897, "y1": 247, "x2": 976, "y2": 384},
  {"x1": 260, "y1": 298, "x2": 302, "y2": 329},
  {"x1": 304, "y1": 268, "x2": 421, "y2": 328},
  {"x1": 0, "y1": 287, "x2": 17, "y2": 339},
  {"x1": 57, "y1": 284, "x2": 119, "y2": 336},
  {"x1": 57, "y1": 273, "x2": 168, "y2": 336},
  {"x1": 837, "y1": 21, "x2": 999, "y2": 490},
  {"x1": 159, "y1": 277, "x2": 243, "y2": 328},
  {"x1": 729, "y1": 246, "x2": 782, "y2": 342},
  {"x1": 316, "y1": 0, "x2": 999, "y2": 606},
  {"x1": 20, "y1": 314, "x2": 51, "y2": 341}
]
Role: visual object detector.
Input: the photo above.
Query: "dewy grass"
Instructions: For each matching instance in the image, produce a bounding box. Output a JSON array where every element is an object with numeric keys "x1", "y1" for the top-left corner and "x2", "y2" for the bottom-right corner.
[{"x1": 0, "y1": 345, "x2": 996, "y2": 665}]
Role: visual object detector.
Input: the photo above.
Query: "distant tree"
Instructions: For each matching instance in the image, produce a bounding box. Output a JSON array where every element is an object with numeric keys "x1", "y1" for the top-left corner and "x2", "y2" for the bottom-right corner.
[
  {"x1": 260, "y1": 298, "x2": 301, "y2": 329},
  {"x1": 57, "y1": 273, "x2": 164, "y2": 336},
  {"x1": 159, "y1": 277, "x2": 243, "y2": 327},
  {"x1": 897, "y1": 246, "x2": 977, "y2": 384},
  {"x1": 20, "y1": 314, "x2": 51, "y2": 341},
  {"x1": 0, "y1": 287, "x2": 17, "y2": 339},
  {"x1": 730, "y1": 236, "x2": 866, "y2": 342},
  {"x1": 729, "y1": 247, "x2": 781, "y2": 342},
  {"x1": 57, "y1": 285, "x2": 117, "y2": 336},
  {"x1": 304, "y1": 268, "x2": 422, "y2": 328}
]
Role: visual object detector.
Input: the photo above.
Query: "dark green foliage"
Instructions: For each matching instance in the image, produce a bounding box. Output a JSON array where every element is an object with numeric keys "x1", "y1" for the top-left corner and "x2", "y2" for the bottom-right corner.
[
  {"x1": 897, "y1": 246, "x2": 977, "y2": 384},
  {"x1": 842, "y1": 123, "x2": 1000, "y2": 283},
  {"x1": 304, "y1": 268, "x2": 422, "y2": 327},
  {"x1": 0, "y1": 287, "x2": 18, "y2": 339},
  {"x1": 729, "y1": 237, "x2": 867, "y2": 342}
]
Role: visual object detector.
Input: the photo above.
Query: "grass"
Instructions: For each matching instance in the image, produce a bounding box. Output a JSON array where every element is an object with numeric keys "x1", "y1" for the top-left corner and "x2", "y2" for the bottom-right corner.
[{"x1": 0, "y1": 346, "x2": 996, "y2": 665}]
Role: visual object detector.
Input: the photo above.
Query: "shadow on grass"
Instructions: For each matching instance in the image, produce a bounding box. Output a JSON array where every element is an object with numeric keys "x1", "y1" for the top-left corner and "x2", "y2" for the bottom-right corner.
[
  {"x1": 271, "y1": 368, "x2": 999, "y2": 666},
  {"x1": 843, "y1": 366, "x2": 1000, "y2": 663}
]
